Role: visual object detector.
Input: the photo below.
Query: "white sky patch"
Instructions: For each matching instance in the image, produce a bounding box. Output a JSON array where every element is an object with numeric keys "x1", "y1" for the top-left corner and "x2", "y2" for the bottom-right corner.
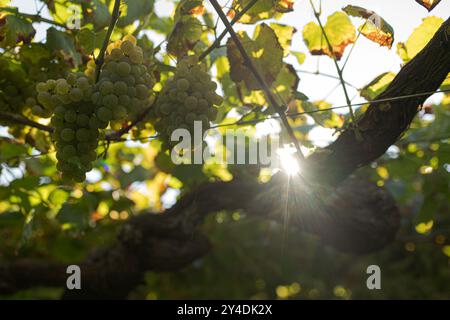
[
  {"x1": 161, "y1": 187, "x2": 180, "y2": 209},
  {"x1": 86, "y1": 169, "x2": 102, "y2": 183}
]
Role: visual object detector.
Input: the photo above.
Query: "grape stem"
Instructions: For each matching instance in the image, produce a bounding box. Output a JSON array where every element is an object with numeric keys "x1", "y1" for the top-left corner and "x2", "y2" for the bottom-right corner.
[
  {"x1": 105, "y1": 100, "x2": 156, "y2": 142},
  {"x1": 94, "y1": 0, "x2": 122, "y2": 83},
  {"x1": 208, "y1": 0, "x2": 305, "y2": 162},
  {"x1": 0, "y1": 112, "x2": 53, "y2": 133}
]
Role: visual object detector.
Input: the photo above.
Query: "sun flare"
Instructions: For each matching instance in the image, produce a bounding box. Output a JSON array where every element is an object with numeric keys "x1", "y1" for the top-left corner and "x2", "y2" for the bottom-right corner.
[{"x1": 277, "y1": 146, "x2": 301, "y2": 176}]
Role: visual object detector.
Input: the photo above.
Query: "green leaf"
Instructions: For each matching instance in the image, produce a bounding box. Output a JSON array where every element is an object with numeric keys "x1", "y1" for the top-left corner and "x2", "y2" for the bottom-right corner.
[
  {"x1": 75, "y1": 28, "x2": 106, "y2": 54},
  {"x1": 228, "y1": 0, "x2": 295, "y2": 24},
  {"x1": 167, "y1": 16, "x2": 203, "y2": 58},
  {"x1": 415, "y1": 0, "x2": 442, "y2": 11},
  {"x1": 360, "y1": 72, "x2": 396, "y2": 101},
  {"x1": 46, "y1": 27, "x2": 82, "y2": 67},
  {"x1": 48, "y1": 189, "x2": 69, "y2": 206},
  {"x1": 302, "y1": 12, "x2": 356, "y2": 60},
  {"x1": 396, "y1": 16, "x2": 443, "y2": 62},
  {"x1": 20, "y1": 43, "x2": 51, "y2": 64},
  {"x1": 117, "y1": 0, "x2": 155, "y2": 27},
  {"x1": 0, "y1": 9, "x2": 35, "y2": 47},
  {"x1": 342, "y1": 5, "x2": 394, "y2": 48},
  {"x1": 227, "y1": 23, "x2": 284, "y2": 91},
  {"x1": 82, "y1": 0, "x2": 110, "y2": 30}
]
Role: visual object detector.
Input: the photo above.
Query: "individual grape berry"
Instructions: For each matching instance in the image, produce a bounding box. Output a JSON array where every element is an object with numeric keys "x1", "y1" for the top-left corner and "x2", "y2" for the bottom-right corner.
[{"x1": 61, "y1": 128, "x2": 75, "y2": 142}]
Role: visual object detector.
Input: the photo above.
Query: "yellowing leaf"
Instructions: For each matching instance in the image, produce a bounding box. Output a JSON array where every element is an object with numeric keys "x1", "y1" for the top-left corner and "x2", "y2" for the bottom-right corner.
[
  {"x1": 228, "y1": 0, "x2": 295, "y2": 24},
  {"x1": 397, "y1": 16, "x2": 443, "y2": 62},
  {"x1": 415, "y1": 0, "x2": 442, "y2": 11},
  {"x1": 270, "y1": 23, "x2": 296, "y2": 56},
  {"x1": 302, "y1": 12, "x2": 356, "y2": 60},
  {"x1": 343, "y1": 5, "x2": 394, "y2": 48},
  {"x1": 0, "y1": 8, "x2": 35, "y2": 47},
  {"x1": 415, "y1": 220, "x2": 433, "y2": 234},
  {"x1": 227, "y1": 23, "x2": 283, "y2": 91},
  {"x1": 360, "y1": 72, "x2": 396, "y2": 101}
]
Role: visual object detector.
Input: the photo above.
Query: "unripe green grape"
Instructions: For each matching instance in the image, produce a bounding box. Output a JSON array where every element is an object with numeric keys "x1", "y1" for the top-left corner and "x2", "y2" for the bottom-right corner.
[
  {"x1": 36, "y1": 82, "x2": 48, "y2": 93},
  {"x1": 117, "y1": 61, "x2": 131, "y2": 76},
  {"x1": 99, "y1": 81, "x2": 114, "y2": 95},
  {"x1": 110, "y1": 48, "x2": 123, "y2": 61},
  {"x1": 102, "y1": 94, "x2": 119, "y2": 107},
  {"x1": 76, "y1": 77, "x2": 90, "y2": 90},
  {"x1": 185, "y1": 113, "x2": 196, "y2": 124},
  {"x1": 62, "y1": 145, "x2": 77, "y2": 158},
  {"x1": 129, "y1": 51, "x2": 143, "y2": 64},
  {"x1": 120, "y1": 40, "x2": 135, "y2": 55},
  {"x1": 76, "y1": 114, "x2": 90, "y2": 127},
  {"x1": 61, "y1": 128, "x2": 75, "y2": 142},
  {"x1": 97, "y1": 107, "x2": 113, "y2": 122},
  {"x1": 46, "y1": 79, "x2": 56, "y2": 90},
  {"x1": 114, "y1": 81, "x2": 128, "y2": 95},
  {"x1": 119, "y1": 95, "x2": 131, "y2": 106},
  {"x1": 91, "y1": 92, "x2": 102, "y2": 104},
  {"x1": 77, "y1": 142, "x2": 90, "y2": 153},
  {"x1": 184, "y1": 96, "x2": 198, "y2": 110},
  {"x1": 136, "y1": 84, "x2": 149, "y2": 99},
  {"x1": 37, "y1": 92, "x2": 52, "y2": 106},
  {"x1": 56, "y1": 80, "x2": 70, "y2": 95},
  {"x1": 76, "y1": 128, "x2": 91, "y2": 142},
  {"x1": 112, "y1": 105, "x2": 127, "y2": 120},
  {"x1": 176, "y1": 78, "x2": 190, "y2": 91},
  {"x1": 127, "y1": 87, "x2": 137, "y2": 98},
  {"x1": 69, "y1": 88, "x2": 84, "y2": 102},
  {"x1": 124, "y1": 75, "x2": 136, "y2": 86},
  {"x1": 32, "y1": 105, "x2": 44, "y2": 116},
  {"x1": 64, "y1": 110, "x2": 77, "y2": 123},
  {"x1": 51, "y1": 115, "x2": 64, "y2": 127},
  {"x1": 67, "y1": 73, "x2": 77, "y2": 86}
]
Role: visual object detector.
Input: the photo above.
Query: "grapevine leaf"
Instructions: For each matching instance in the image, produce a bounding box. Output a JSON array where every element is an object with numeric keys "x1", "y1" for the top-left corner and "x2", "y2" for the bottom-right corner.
[
  {"x1": 227, "y1": 0, "x2": 295, "y2": 24},
  {"x1": 415, "y1": 0, "x2": 442, "y2": 11},
  {"x1": 302, "y1": 12, "x2": 356, "y2": 60},
  {"x1": 167, "y1": 1, "x2": 204, "y2": 58},
  {"x1": 360, "y1": 72, "x2": 396, "y2": 101},
  {"x1": 299, "y1": 101, "x2": 344, "y2": 129},
  {"x1": 81, "y1": 0, "x2": 110, "y2": 30},
  {"x1": 0, "y1": 9, "x2": 35, "y2": 47},
  {"x1": 342, "y1": 5, "x2": 394, "y2": 48},
  {"x1": 46, "y1": 27, "x2": 82, "y2": 67},
  {"x1": 117, "y1": 0, "x2": 155, "y2": 27},
  {"x1": 396, "y1": 16, "x2": 443, "y2": 62},
  {"x1": 227, "y1": 23, "x2": 284, "y2": 91},
  {"x1": 75, "y1": 28, "x2": 107, "y2": 54},
  {"x1": 270, "y1": 23, "x2": 296, "y2": 56}
]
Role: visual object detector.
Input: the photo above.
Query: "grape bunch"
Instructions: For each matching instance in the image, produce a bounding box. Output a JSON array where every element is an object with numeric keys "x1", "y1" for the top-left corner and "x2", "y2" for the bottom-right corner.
[
  {"x1": 151, "y1": 56, "x2": 222, "y2": 149},
  {"x1": 36, "y1": 73, "x2": 101, "y2": 182},
  {"x1": 0, "y1": 58, "x2": 34, "y2": 116},
  {"x1": 89, "y1": 35, "x2": 155, "y2": 129},
  {"x1": 35, "y1": 73, "x2": 95, "y2": 119},
  {"x1": 51, "y1": 102, "x2": 100, "y2": 182}
]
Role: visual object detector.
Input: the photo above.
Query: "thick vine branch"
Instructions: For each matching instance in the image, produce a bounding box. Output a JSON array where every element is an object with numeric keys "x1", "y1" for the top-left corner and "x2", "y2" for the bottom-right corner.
[
  {"x1": 209, "y1": 0, "x2": 305, "y2": 162},
  {"x1": 0, "y1": 112, "x2": 53, "y2": 133},
  {"x1": 94, "y1": 0, "x2": 121, "y2": 83}
]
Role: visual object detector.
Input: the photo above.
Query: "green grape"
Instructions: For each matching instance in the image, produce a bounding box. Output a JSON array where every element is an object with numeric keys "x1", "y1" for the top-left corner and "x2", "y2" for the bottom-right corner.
[
  {"x1": 117, "y1": 61, "x2": 131, "y2": 76},
  {"x1": 56, "y1": 80, "x2": 70, "y2": 95},
  {"x1": 62, "y1": 145, "x2": 77, "y2": 158},
  {"x1": 32, "y1": 105, "x2": 44, "y2": 116},
  {"x1": 76, "y1": 77, "x2": 90, "y2": 90},
  {"x1": 36, "y1": 82, "x2": 48, "y2": 93},
  {"x1": 67, "y1": 73, "x2": 77, "y2": 86},
  {"x1": 99, "y1": 81, "x2": 114, "y2": 95},
  {"x1": 136, "y1": 84, "x2": 149, "y2": 99},
  {"x1": 110, "y1": 48, "x2": 124, "y2": 61},
  {"x1": 97, "y1": 107, "x2": 113, "y2": 122},
  {"x1": 77, "y1": 142, "x2": 90, "y2": 153},
  {"x1": 114, "y1": 81, "x2": 128, "y2": 95},
  {"x1": 61, "y1": 128, "x2": 75, "y2": 142},
  {"x1": 119, "y1": 95, "x2": 131, "y2": 106},
  {"x1": 184, "y1": 96, "x2": 198, "y2": 110},
  {"x1": 76, "y1": 114, "x2": 90, "y2": 127},
  {"x1": 76, "y1": 128, "x2": 91, "y2": 142},
  {"x1": 64, "y1": 110, "x2": 77, "y2": 123},
  {"x1": 102, "y1": 94, "x2": 119, "y2": 107},
  {"x1": 120, "y1": 40, "x2": 135, "y2": 55},
  {"x1": 112, "y1": 105, "x2": 127, "y2": 120},
  {"x1": 69, "y1": 88, "x2": 84, "y2": 102}
]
